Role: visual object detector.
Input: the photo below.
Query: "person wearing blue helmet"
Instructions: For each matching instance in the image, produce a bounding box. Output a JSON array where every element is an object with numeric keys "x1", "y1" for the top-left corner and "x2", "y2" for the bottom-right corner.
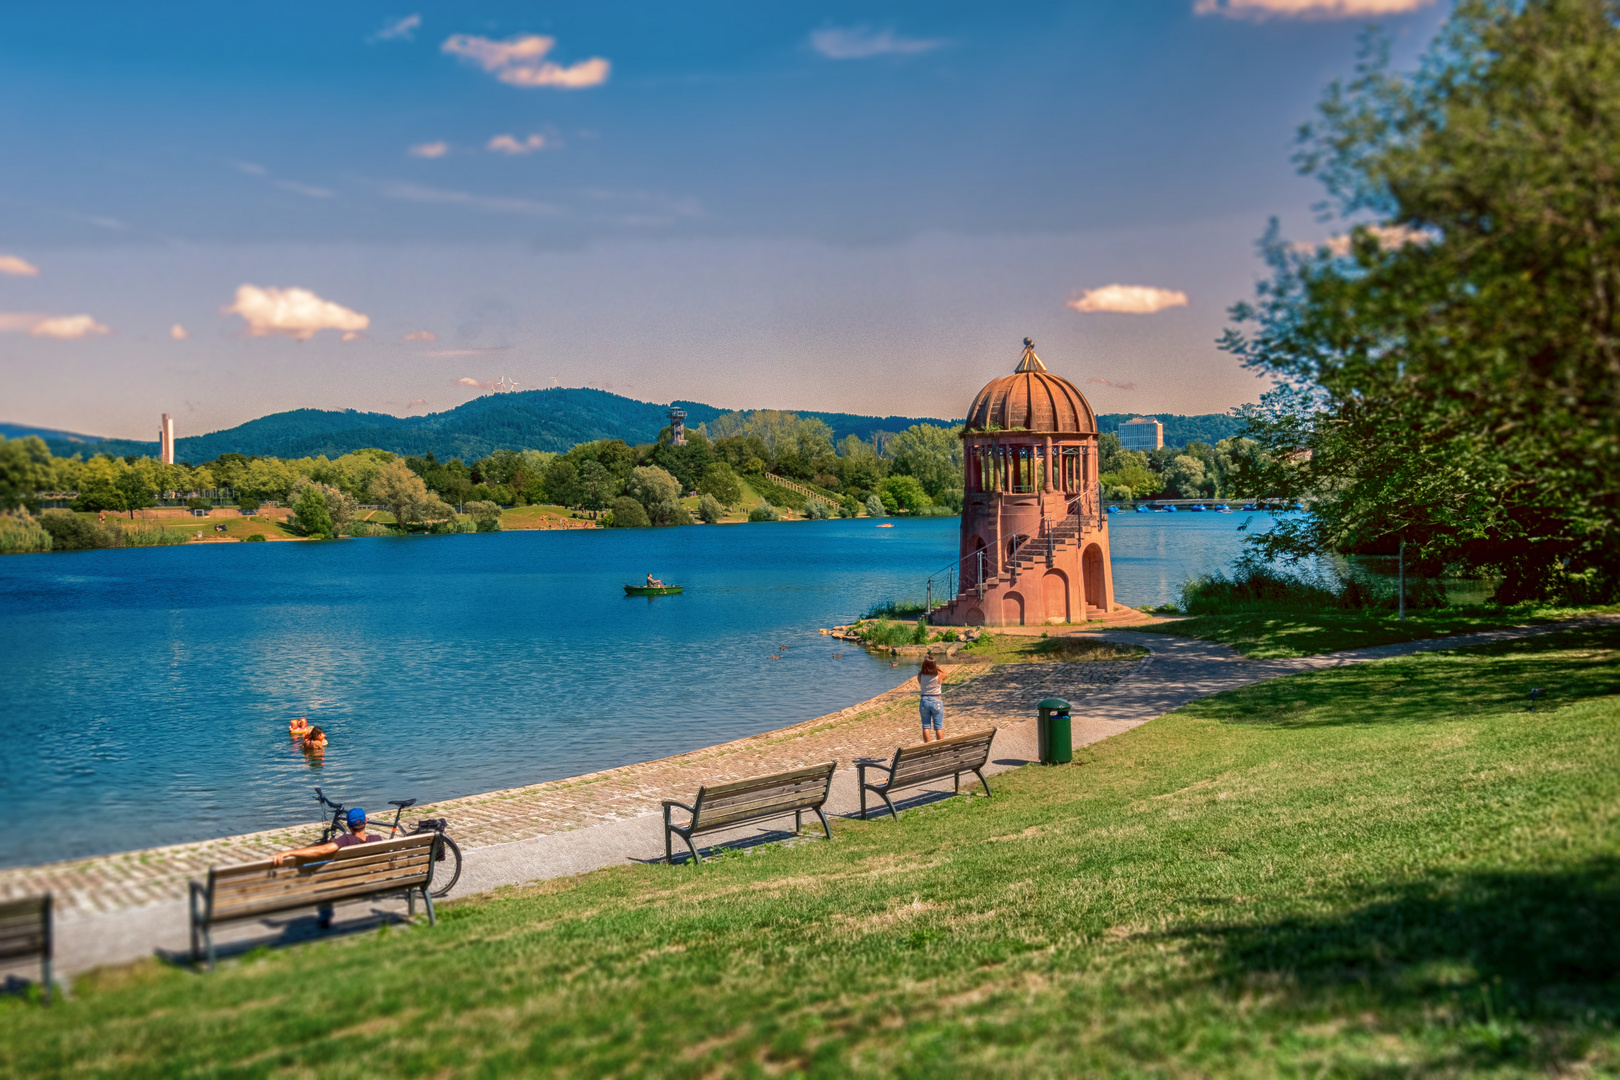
[
  {"x1": 271, "y1": 807, "x2": 381, "y2": 867},
  {"x1": 272, "y1": 807, "x2": 384, "y2": 928}
]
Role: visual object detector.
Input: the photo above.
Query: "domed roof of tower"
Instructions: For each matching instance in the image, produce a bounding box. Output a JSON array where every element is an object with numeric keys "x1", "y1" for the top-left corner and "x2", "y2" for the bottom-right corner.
[{"x1": 964, "y1": 339, "x2": 1097, "y2": 434}]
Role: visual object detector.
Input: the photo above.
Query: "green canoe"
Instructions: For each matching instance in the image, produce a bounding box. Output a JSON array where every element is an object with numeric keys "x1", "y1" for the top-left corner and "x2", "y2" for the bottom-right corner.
[{"x1": 624, "y1": 585, "x2": 683, "y2": 596}]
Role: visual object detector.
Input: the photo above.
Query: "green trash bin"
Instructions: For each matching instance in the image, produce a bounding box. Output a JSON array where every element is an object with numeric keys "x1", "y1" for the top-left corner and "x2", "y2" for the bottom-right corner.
[{"x1": 1037, "y1": 697, "x2": 1072, "y2": 764}]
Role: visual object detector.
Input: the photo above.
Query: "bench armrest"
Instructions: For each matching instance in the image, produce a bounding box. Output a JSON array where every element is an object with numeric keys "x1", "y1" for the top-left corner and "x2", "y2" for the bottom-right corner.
[
  {"x1": 660, "y1": 799, "x2": 696, "y2": 814},
  {"x1": 856, "y1": 761, "x2": 892, "y2": 783}
]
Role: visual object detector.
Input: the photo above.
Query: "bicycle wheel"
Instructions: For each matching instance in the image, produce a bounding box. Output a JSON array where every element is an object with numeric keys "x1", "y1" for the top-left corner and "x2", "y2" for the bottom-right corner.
[{"x1": 430, "y1": 834, "x2": 462, "y2": 897}]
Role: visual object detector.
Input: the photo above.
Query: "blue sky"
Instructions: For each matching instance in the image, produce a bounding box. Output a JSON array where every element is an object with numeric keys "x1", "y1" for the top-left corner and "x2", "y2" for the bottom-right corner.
[{"x1": 0, "y1": 0, "x2": 1444, "y2": 439}]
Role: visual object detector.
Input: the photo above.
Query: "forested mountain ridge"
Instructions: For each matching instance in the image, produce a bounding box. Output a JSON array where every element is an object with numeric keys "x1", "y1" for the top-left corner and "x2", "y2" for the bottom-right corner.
[
  {"x1": 11, "y1": 389, "x2": 960, "y2": 464},
  {"x1": 8, "y1": 391, "x2": 1244, "y2": 464}
]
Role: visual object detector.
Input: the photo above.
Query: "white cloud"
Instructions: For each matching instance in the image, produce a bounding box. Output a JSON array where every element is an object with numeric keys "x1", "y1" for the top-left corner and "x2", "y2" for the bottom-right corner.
[
  {"x1": 810, "y1": 26, "x2": 945, "y2": 59},
  {"x1": 402, "y1": 329, "x2": 438, "y2": 342},
  {"x1": 1194, "y1": 0, "x2": 1432, "y2": 19},
  {"x1": 382, "y1": 181, "x2": 561, "y2": 217},
  {"x1": 487, "y1": 133, "x2": 547, "y2": 155},
  {"x1": 1087, "y1": 377, "x2": 1138, "y2": 391},
  {"x1": 1305, "y1": 223, "x2": 1436, "y2": 256},
  {"x1": 441, "y1": 33, "x2": 610, "y2": 88},
  {"x1": 276, "y1": 180, "x2": 334, "y2": 198},
  {"x1": 170, "y1": 323, "x2": 190, "y2": 340},
  {"x1": 223, "y1": 284, "x2": 370, "y2": 341},
  {"x1": 1067, "y1": 285, "x2": 1190, "y2": 314},
  {"x1": 409, "y1": 141, "x2": 449, "y2": 158},
  {"x1": 0, "y1": 313, "x2": 45, "y2": 332},
  {"x1": 234, "y1": 161, "x2": 268, "y2": 176},
  {"x1": 31, "y1": 314, "x2": 111, "y2": 339},
  {"x1": 406, "y1": 398, "x2": 428, "y2": 408},
  {"x1": 370, "y1": 14, "x2": 421, "y2": 42},
  {"x1": 0, "y1": 255, "x2": 40, "y2": 277}
]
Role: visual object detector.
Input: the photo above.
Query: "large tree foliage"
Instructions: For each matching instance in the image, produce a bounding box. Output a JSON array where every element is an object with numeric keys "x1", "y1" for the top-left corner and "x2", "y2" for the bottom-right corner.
[{"x1": 1224, "y1": 0, "x2": 1620, "y2": 601}]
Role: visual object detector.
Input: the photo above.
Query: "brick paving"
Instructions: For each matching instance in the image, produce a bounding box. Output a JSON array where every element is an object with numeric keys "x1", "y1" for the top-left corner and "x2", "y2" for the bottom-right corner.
[{"x1": 0, "y1": 656, "x2": 1147, "y2": 918}]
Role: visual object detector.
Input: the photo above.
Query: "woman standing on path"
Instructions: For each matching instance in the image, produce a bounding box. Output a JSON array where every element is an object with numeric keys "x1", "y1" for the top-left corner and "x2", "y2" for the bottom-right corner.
[{"x1": 918, "y1": 656, "x2": 945, "y2": 741}]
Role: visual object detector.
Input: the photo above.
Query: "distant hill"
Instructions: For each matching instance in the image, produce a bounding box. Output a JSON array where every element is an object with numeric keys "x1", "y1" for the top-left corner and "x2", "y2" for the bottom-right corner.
[
  {"x1": 1097, "y1": 412, "x2": 1245, "y2": 448},
  {"x1": 12, "y1": 388, "x2": 960, "y2": 464}
]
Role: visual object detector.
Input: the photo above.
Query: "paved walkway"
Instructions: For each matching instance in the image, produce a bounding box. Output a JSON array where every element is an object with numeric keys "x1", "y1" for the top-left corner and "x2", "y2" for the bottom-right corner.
[{"x1": 11, "y1": 614, "x2": 1612, "y2": 978}]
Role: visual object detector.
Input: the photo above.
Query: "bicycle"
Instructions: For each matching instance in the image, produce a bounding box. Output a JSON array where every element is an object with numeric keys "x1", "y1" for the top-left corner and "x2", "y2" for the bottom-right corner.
[{"x1": 313, "y1": 787, "x2": 463, "y2": 897}]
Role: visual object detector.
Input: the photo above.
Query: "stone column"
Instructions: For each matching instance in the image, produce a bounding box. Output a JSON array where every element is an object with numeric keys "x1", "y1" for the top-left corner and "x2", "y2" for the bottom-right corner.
[{"x1": 1044, "y1": 437, "x2": 1053, "y2": 492}]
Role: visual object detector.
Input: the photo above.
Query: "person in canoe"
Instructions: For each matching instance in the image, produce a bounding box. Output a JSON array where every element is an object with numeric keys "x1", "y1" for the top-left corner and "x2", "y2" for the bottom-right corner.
[{"x1": 646, "y1": 573, "x2": 665, "y2": 588}]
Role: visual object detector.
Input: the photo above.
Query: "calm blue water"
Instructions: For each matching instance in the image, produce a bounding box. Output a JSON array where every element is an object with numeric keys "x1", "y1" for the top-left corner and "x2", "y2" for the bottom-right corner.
[{"x1": 0, "y1": 511, "x2": 1280, "y2": 866}]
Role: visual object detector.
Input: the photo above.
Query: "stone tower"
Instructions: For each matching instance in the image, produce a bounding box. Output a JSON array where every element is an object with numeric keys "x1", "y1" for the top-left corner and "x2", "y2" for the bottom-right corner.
[{"x1": 931, "y1": 339, "x2": 1118, "y2": 626}]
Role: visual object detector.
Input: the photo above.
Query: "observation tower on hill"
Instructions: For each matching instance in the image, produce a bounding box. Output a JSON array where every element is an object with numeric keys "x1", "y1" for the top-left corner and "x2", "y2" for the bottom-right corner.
[{"x1": 930, "y1": 339, "x2": 1124, "y2": 627}]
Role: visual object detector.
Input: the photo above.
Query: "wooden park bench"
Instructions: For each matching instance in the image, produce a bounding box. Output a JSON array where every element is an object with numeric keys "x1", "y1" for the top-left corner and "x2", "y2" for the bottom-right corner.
[
  {"x1": 663, "y1": 761, "x2": 838, "y2": 864},
  {"x1": 189, "y1": 832, "x2": 439, "y2": 970},
  {"x1": 0, "y1": 895, "x2": 53, "y2": 1003},
  {"x1": 857, "y1": 729, "x2": 997, "y2": 821}
]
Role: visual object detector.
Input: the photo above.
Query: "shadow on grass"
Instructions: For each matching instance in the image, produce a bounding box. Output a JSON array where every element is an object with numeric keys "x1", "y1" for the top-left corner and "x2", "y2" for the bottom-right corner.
[
  {"x1": 1173, "y1": 857, "x2": 1620, "y2": 1069},
  {"x1": 1207, "y1": 626, "x2": 1620, "y2": 729}
]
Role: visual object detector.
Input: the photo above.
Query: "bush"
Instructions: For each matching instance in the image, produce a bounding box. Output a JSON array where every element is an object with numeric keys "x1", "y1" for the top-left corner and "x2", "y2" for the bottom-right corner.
[
  {"x1": 864, "y1": 494, "x2": 886, "y2": 518},
  {"x1": 124, "y1": 522, "x2": 188, "y2": 547},
  {"x1": 748, "y1": 506, "x2": 779, "y2": 523},
  {"x1": 865, "y1": 599, "x2": 927, "y2": 619},
  {"x1": 291, "y1": 485, "x2": 334, "y2": 539},
  {"x1": 940, "y1": 628, "x2": 959, "y2": 642},
  {"x1": 804, "y1": 499, "x2": 832, "y2": 520},
  {"x1": 245, "y1": 533, "x2": 267, "y2": 542},
  {"x1": 0, "y1": 511, "x2": 51, "y2": 554},
  {"x1": 187, "y1": 497, "x2": 213, "y2": 511},
  {"x1": 856, "y1": 618, "x2": 929, "y2": 647},
  {"x1": 237, "y1": 498, "x2": 261, "y2": 514},
  {"x1": 39, "y1": 512, "x2": 121, "y2": 551},
  {"x1": 465, "y1": 500, "x2": 503, "y2": 533},
  {"x1": 609, "y1": 496, "x2": 650, "y2": 528},
  {"x1": 343, "y1": 521, "x2": 388, "y2": 537},
  {"x1": 1177, "y1": 555, "x2": 1448, "y2": 614},
  {"x1": 840, "y1": 496, "x2": 861, "y2": 518},
  {"x1": 697, "y1": 493, "x2": 724, "y2": 524},
  {"x1": 697, "y1": 463, "x2": 742, "y2": 507}
]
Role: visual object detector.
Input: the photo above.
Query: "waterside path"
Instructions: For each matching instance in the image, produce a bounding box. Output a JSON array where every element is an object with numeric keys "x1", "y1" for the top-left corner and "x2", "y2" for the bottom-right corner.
[{"x1": 7, "y1": 614, "x2": 1612, "y2": 979}]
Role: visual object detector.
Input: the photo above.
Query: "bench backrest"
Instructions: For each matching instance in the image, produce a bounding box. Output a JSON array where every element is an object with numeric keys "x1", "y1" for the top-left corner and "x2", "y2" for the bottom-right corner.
[
  {"x1": 0, "y1": 896, "x2": 50, "y2": 962},
  {"x1": 693, "y1": 761, "x2": 837, "y2": 833},
  {"x1": 888, "y1": 729, "x2": 996, "y2": 788},
  {"x1": 204, "y1": 832, "x2": 437, "y2": 924}
]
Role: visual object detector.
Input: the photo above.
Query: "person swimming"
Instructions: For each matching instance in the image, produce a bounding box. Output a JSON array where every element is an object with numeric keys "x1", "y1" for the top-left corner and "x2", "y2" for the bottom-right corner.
[
  {"x1": 302, "y1": 726, "x2": 327, "y2": 753},
  {"x1": 288, "y1": 717, "x2": 310, "y2": 737}
]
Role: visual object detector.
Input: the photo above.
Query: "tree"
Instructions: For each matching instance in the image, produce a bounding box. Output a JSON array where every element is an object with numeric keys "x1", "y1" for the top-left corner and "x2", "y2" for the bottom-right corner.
[
  {"x1": 696, "y1": 462, "x2": 742, "y2": 507},
  {"x1": 882, "y1": 475, "x2": 932, "y2": 513},
  {"x1": 1162, "y1": 455, "x2": 1213, "y2": 499},
  {"x1": 465, "y1": 500, "x2": 503, "y2": 532},
  {"x1": 608, "y1": 495, "x2": 649, "y2": 528},
  {"x1": 291, "y1": 484, "x2": 334, "y2": 538},
  {"x1": 628, "y1": 465, "x2": 688, "y2": 526},
  {"x1": 577, "y1": 461, "x2": 618, "y2": 511},
  {"x1": 1223, "y1": 0, "x2": 1620, "y2": 601},
  {"x1": 115, "y1": 469, "x2": 157, "y2": 519},
  {"x1": 888, "y1": 424, "x2": 963, "y2": 500},
  {"x1": 0, "y1": 435, "x2": 54, "y2": 511},
  {"x1": 541, "y1": 458, "x2": 579, "y2": 507},
  {"x1": 369, "y1": 459, "x2": 431, "y2": 532},
  {"x1": 697, "y1": 493, "x2": 724, "y2": 523},
  {"x1": 864, "y1": 493, "x2": 886, "y2": 518}
]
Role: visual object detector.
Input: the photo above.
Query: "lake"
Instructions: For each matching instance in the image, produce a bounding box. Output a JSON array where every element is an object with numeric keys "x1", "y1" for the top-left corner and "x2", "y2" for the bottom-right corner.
[{"x1": 0, "y1": 510, "x2": 1282, "y2": 866}]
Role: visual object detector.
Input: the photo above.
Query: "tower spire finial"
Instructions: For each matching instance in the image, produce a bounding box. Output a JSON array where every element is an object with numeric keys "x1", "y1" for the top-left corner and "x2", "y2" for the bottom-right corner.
[{"x1": 1015, "y1": 337, "x2": 1047, "y2": 373}]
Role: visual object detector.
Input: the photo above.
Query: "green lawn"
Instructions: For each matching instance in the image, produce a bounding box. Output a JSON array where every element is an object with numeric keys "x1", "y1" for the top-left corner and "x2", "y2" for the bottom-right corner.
[
  {"x1": 1136, "y1": 605, "x2": 1618, "y2": 658},
  {"x1": 5, "y1": 628, "x2": 1617, "y2": 1077}
]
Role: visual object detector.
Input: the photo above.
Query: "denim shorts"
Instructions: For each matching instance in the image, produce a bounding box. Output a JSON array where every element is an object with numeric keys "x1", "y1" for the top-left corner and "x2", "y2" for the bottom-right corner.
[{"x1": 919, "y1": 695, "x2": 944, "y2": 730}]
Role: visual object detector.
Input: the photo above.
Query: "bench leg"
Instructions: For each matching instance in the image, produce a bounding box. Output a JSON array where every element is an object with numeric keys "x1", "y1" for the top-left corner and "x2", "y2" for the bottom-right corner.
[
  {"x1": 41, "y1": 956, "x2": 51, "y2": 1006},
  {"x1": 860, "y1": 784, "x2": 868, "y2": 820},
  {"x1": 408, "y1": 888, "x2": 415, "y2": 919},
  {"x1": 795, "y1": 808, "x2": 802, "y2": 835},
  {"x1": 189, "y1": 889, "x2": 200, "y2": 965},
  {"x1": 954, "y1": 771, "x2": 960, "y2": 793},
  {"x1": 814, "y1": 807, "x2": 832, "y2": 841},
  {"x1": 204, "y1": 926, "x2": 217, "y2": 973},
  {"x1": 880, "y1": 791, "x2": 898, "y2": 822},
  {"x1": 681, "y1": 833, "x2": 702, "y2": 865},
  {"x1": 421, "y1": 886, "x2": 436, "y2": 927},
  {"x1": 975, "y1": 768, "x2": 991, "y2": 797},
  {"x1": 665, "y1": 824, "x2": 674, "y2": 865}
]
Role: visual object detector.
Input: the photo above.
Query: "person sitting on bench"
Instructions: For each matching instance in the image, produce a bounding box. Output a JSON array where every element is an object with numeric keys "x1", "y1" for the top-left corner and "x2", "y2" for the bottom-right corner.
[{"x1": 271, "y1": 808, "x2": 383, "y2": 928}]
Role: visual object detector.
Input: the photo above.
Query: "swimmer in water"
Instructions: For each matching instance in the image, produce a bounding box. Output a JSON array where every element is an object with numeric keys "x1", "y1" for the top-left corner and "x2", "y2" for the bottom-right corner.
[
  {"x1": 302, "y1": 726, "x2": 327, "y2": 753},
  {"x1": 289, "y1": 717, "x2": 310, "y2": 738}
]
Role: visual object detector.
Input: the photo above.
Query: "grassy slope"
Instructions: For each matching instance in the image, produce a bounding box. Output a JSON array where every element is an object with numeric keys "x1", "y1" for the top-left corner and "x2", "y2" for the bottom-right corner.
[
  {"x1": 1135, "y1": 605, "x2": 1618, "y2": 658},
  {"x1": 5, "y1": 629, "x2": 1617, "y2": 1077}
]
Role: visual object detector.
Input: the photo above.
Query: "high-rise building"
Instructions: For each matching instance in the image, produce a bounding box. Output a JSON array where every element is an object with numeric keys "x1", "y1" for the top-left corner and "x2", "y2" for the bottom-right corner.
[
  {"x1": 159, "y1": 413, "x2": 175, "y2": 464},
  {"x1": 1117, "y1": 416, "x2": 1163, "y2": 452}
]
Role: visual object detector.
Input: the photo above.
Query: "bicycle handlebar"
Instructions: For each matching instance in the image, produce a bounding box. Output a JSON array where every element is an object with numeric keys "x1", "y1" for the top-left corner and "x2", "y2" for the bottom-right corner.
[{"x1": 314, "y1": 787, "x2": 342, "y2": 811}]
